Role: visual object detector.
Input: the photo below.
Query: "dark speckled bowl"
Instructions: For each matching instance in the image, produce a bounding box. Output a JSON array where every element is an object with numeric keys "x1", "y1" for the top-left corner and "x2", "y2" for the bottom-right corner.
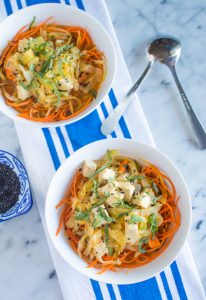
[{"x1": 0, "y1": 150, "x2": 32, "y2": 222}]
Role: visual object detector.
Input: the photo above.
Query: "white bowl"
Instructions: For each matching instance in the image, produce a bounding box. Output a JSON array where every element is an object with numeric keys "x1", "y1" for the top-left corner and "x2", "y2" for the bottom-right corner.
[
  {"x1": 45, "y1": 139, "x2": 192, "y2": 284},
  {"x1": 0, "y1": 4, "x2": 116, "y2": 128}
]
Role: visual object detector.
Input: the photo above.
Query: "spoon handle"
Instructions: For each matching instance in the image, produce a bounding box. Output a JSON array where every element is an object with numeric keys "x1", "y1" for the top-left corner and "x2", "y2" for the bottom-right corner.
[
  {"x1": 100, "y1": 61, "x2": 152, "y2": 136},
  {"x1": 169, "y1": 65, "x2": 206, "y2": 149}
]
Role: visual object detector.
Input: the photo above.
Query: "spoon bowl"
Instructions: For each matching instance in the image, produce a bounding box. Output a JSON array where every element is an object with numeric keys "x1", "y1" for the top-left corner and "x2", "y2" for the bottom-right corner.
[{"x1": 148, "y1": 36, "x2": 181, "y2": 62}]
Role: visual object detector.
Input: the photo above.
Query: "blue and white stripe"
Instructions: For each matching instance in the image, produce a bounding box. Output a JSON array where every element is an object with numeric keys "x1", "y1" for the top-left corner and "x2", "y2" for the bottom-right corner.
[{"x1": 1, "y1": 0, "x2": 205, "y2": 299}]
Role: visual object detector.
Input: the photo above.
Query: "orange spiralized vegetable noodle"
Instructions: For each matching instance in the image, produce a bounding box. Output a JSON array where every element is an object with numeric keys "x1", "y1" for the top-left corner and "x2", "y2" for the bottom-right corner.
[
  {"x1": 0, "y1": 17, "x2": 106, "y2": 122},
  {"x1": 55, "y1": 152, "x2": 181, "y2": 274}
]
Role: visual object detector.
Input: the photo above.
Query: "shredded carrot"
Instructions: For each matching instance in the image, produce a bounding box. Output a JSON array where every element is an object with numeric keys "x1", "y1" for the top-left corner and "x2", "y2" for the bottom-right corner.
[
  {"x1": 148, "y1": 237, "x2": 161, "y2": 249},
  {"x1": 119, "y1": 159, "x2": 128, "y2": 172}
]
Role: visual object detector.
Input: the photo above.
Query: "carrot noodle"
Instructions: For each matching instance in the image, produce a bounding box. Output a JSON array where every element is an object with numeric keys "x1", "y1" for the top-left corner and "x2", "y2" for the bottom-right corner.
[
  {"x1": 0, "y1": 18, "x2": 105, "y2": 122},
  {"x1": 55, "y1": 157, "x2": 181, "y2": 274}
]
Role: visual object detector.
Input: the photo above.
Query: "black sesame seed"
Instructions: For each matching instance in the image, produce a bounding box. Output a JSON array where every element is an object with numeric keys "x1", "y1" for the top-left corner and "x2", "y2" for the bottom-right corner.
[{"x1": 0, "y1": 163, "x2": 20, "y2": 213}]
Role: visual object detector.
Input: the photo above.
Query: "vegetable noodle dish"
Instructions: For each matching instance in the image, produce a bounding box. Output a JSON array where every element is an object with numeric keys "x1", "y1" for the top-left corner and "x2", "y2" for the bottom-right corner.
[
  {"x1": 0, "y1": 17, "x2": 106, "y2": 122},
  {"x1": 56, "y1": 150, "x2": 181, "y2": 273}
]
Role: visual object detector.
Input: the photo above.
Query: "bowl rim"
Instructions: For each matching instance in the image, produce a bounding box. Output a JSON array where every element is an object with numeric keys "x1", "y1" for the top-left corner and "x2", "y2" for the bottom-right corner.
[
  {"x1": 0, "y1": 3, "x2": 117, "y2": 128},
  {"x1": 0, "y1": 149, "x2": 33, "y2": 221},
  {"x1": 45, "y1": 138, "x2": 192, "y2": 284}
]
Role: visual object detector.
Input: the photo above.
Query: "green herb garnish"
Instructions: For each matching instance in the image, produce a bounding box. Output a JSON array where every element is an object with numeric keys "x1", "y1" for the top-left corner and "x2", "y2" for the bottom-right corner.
[
  {"x1": 91, "y1": 177, "x2": 99, "y2": 198},
  {"x1": 28, "y1": 16, "x2": 36, "y2": 31},
  {"x1": 148, "y1": 213, "x2": 158, "y2": 237},
  {"x1": 89, "y1": 149, "x2": 112, "y2": 178},
  {"x1": 19, "y1": 82, "x2": 31, "y2": 90},
  {"x1": 151, "y1": 195, "x2": 162, "y2": 205},
  {"x1": 89, "y1": 89, "x2": 97, "y2": 98},
  {"x1": 34, "y1": 71, "x2": 61, "y2": 105},
  {"x1": 57, "y1": 60, "x2": 63, "y2": 74},
  {"x1": 75, "y1": 196, "x2": 108, "y2": 221},
  {"x1": 105, "y1": 224, "x2": 113, "y2": 255},
  {"x1": 92, "y1": 213, "x2": 104, "y2": 228},
  {"x1": 75, "y1": 211, "x2": 90, "y2": 221},
  {"x1": 113, "y1": 199, "x2": 133, "y2": 209},
  {"x1": 98, "y1": 207, "x2": 114, "y2": 223},
  {"x1": 127, "y1": 175, "x2": 147, "y2": 182},
  {"x1": 39, "y1": 55, "x2": 55, "y2": 74},
  {"x1": 56, "y1": 44, "x2": 73, "y2": 56},
  {"x1": 29, "y1": 64, "x2": 35, "y2": 71},
  {"x1": 117, "y1": 208, "x2": 133, "y2": 219},
  {"x1": 138, "y1": 237, "x2": 149, "y2": 253},
  {"x1": 152, "y1": 182, "x2": 160, "y2": 194},
  {"x1": 128, "y1": 215, "x2": 145, "y2": 224}
]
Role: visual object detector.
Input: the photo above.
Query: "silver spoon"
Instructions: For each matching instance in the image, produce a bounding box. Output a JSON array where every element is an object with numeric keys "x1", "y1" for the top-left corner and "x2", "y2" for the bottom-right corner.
[{"x1": 101, "y1": 36, "x2": 206, "y2": 149}]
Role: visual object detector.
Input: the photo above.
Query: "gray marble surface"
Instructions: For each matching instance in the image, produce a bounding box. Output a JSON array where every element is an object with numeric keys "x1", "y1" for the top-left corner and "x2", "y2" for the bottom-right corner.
[{"x1": 0, "y1": 0, "x2": 206, "y2": 299}]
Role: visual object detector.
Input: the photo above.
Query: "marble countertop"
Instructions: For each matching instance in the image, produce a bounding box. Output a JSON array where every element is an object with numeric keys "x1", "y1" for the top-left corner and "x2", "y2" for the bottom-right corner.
[{"x1": 1, "y1": 0, "x2": 206, "y2": 299}]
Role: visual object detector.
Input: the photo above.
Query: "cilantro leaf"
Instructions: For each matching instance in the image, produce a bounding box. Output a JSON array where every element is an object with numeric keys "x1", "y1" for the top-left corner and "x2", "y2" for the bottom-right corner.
[
  {"x1": 105, "y1": 224, "x2": 113, "y2": 255},
  {"x1": 152, "y1": 182, "x2": 160, "y2": 194},
  {"x1": 117, "y1": 208, "x2": 133, "y2": 219},
  {"x1": 113, "y1": 199, "x2": 133, "y2": 209},
  {"x1": 128, "y1": 215, "x2": 145, "y2": 224},
  {"x1": 127, "y1": 175, "x2": 147, "y2": 182},
  {"x1": 92, "y1": 214, "x2": 104, "y2": 228},
  {"x1": 28, "y1": 16, "x2": 36, "y2": 31},
  {"x1": 138, "y1": 237, "x2": 149, "y2": 253},
  {"x1": 91, "y1": 177, "x2": 99, "y2": 198},
  {"x1": 75, "y1": 211, "x2": 89, "y2": 221},
  {"x1": 148, "y1": 213, "x2": 158, "y2": 237},
  {"x1": 98, "y1": 207, "x2": 114, "y2": 223},
  {"x1": 89, "y1": 149, "x2": 112, "y2": 178}
]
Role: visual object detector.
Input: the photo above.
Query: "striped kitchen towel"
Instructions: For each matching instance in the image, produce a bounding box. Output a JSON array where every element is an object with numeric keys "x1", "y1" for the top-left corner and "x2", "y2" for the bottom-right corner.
[{"x1": 0, "y1": 0, "x2": 205, "y2": 299}]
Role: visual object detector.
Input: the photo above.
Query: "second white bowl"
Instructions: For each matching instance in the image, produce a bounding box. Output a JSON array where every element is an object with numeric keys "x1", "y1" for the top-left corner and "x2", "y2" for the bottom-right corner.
[{"x1": 45, "y1": 139, "x2": 192, "y2": 284}]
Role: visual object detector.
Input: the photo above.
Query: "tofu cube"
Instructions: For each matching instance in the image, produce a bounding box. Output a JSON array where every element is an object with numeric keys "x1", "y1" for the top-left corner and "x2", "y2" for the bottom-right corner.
[
  {"x1": 106, "y1": 191, "x2": 124, "y2": 207},
  {"x1": 82, "y1": 160, "x2": 97, "y2": 177},
  {"x1": 98, "y1": 168, "x2": 115, "y2": 184},
  {"x1": 138, "y1": 192, "x2": 151, "y2": 209},
  {"x1": 17, "y1": 85, "x2": 32, "y2": 100},
  {"x1": 125, "y1": 217, "x2": 139, "y2": 245},
  {"x1": 97, "y1": 183, "x2": 115, "y2": 196},
  {"x1": 117, "y1": 182, "x2": 135, "y2": 201},
  {"x1": 18, "y1": 39, "x2": 29, "y2": 52},
  {"x1": 94, "y1": 240, "x2": 108, "y2": 259}
]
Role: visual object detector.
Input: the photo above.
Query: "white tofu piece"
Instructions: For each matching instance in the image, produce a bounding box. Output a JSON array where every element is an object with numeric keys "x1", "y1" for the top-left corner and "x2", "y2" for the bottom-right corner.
[
  {"x1": 98, "y1": 168, "x2": 115, "y2": 184},
  {"x1": 92, "y1": 205, "x2": 108, "y2": 227},
  {"x1": 117, "y1": 181, "x2": 135, "y2": 201},
  {"x1": 18, "y1": 39, "x2": 29, "y2": 52},
  {"x1": 97, "y1": 182, "x2": 115, "y2": 196},
  {"x1": 138, "y1": 192, "x2": 151, "y2": 209},
  {"x1": 125, "y1": 217, "x2": 139, "y2": 245},
  {"x1": 17, "y1": 85, "x2": 32, "y2": 100},
  {"x1": 148, "y1": 204, "x2": 161, "y2": 215},
  {"x1": 94, "y1": 240, "x2": 108, "y2": 259},
  {"x1": 82, "y1": 160, "x2": 97, "y2": 177},
  {"x1": 19, "y1": 64, "x2": 33, "y2": 83},
  {"x1": 106, "y1": 191, "x2": 124, "y2": 207}
]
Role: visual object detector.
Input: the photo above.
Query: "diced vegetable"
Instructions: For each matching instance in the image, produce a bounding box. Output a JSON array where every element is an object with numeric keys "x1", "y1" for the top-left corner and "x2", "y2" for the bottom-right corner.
[
  {"x1": 21, "y1": 49, "x2": 36, "y2": 66},
  {"x1": 82, "y1": 160, "x2": 97, "y2": 178},
  {"x1": 17, "y1": 85, "x2": 31, "y2": 100}
]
